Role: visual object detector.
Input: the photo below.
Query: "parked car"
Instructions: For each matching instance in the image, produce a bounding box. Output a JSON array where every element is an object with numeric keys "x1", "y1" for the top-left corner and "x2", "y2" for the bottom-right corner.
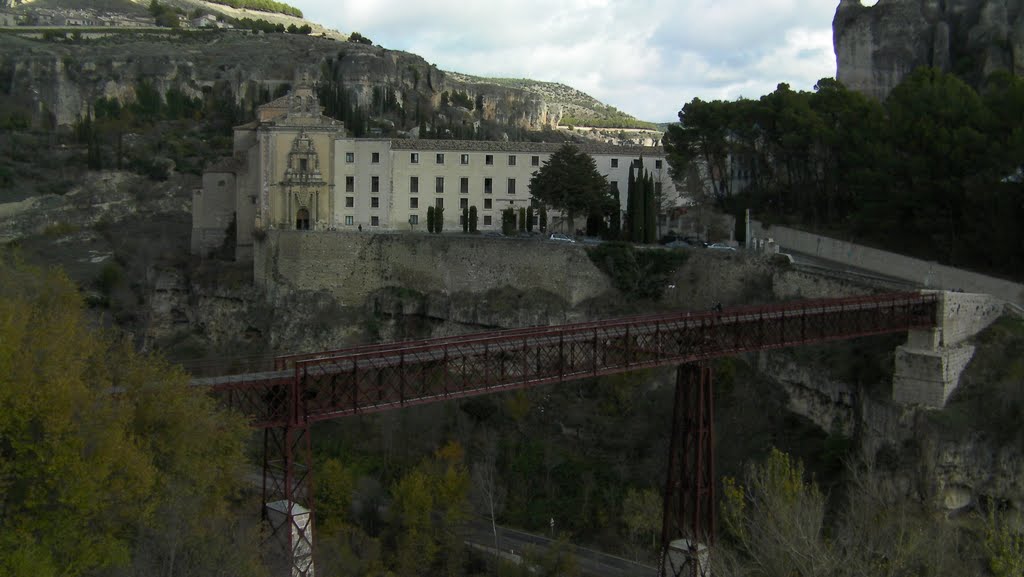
[
  {"x1": 549, "y1": 233, "x2": 576, "y2": 243},
  {"x1": 682, "y1": 236, "x2": 707, "y2": 248},
  {"x1": 664, "y1": 240, "x2": 692, "y2": 249},
  {"x1": 707, "y1": 242, "x2": 737, "y2": 251}
]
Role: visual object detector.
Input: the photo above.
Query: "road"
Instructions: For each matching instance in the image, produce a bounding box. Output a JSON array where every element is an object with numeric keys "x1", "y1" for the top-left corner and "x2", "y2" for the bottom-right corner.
[{"x1": 463, "y1": 518, "x2": 657, "y2": 577}]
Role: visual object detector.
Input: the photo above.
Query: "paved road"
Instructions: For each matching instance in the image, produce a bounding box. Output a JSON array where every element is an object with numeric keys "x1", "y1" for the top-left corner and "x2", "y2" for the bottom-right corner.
[{"x1": 464, "y1": 519, "x2": 658, "y2": 577}]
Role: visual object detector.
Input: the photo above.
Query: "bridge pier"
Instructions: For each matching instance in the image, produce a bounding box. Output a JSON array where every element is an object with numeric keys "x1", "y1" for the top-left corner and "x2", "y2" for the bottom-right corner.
[{"x1": 660, "y1": 362, "x2": 714, "y2": 577}]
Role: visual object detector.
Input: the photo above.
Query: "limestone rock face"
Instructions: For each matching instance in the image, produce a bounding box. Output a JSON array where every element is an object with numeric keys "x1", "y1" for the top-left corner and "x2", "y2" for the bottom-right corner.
[{"x1": 834, "y1": 0, "x2": 1024, "y2": 99}]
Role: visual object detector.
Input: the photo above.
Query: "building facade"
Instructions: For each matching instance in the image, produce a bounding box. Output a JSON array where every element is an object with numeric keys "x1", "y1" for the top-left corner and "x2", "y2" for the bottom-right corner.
[{"x1": 192, "y1": 83, "x2": 679, "y2": 259}]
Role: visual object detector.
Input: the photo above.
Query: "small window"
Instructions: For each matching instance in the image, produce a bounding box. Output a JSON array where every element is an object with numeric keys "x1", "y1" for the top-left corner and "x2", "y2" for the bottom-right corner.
[
  {"x1": 410, "y1": 152, "x2": 419, "y2": 164},
  {"x1": 410, "y1": 197, "x2": 419, "y2": 209},
  {"x1": 460, "y1": 153, "x2": 470, "y2": 165},
  {"x1": 371, "y1": 152, "x2": 380, "y2": 164},
  {"x1": 410, "y1": 176, "x2": 419, "y2": 193},
  {"x1": 611, "y1": 158, "x2": 618, "y2": 168},
  {"x1": 655, "y1": 160, "x2": 663, "y2": 169},
  {"x1": 371, "y1": 176, "x2": 379, "y2": 193},
  {"x1": 484, "y1": 198, "x2": 492, "y2": 209},
  {"x1": 371, "y1": 216, "x2": 379, "y2": 226},
  {"x1": 484, "y1": 215, "x2": 492, "y2": 226},
  {"x1": 531, "y1": 155, "x2": 539, "y2": 166},
  {"x1": 436, "y1": 153, "x2": 445, "y2": 164},
  {"x1": 460, "y1": 198, "x2": 468, "y2": 209},
  {"x1": 345, "y1": 152, "x2": 354, "y2": 163},
  {"x1": 345, "y1": 215, "x2": 354, "y2": 225},
  {"x1": 507, "y1": 178, "x2": 516, "y2": 195},
  {"x1": 218, "y1": 179, "x2": 226, "y2": 187},
  {"x1": 435, "y1": 176, "x2": 444, "y2": 193},
  {"x1": 299, "y1": 158, "x2": 308, "y2": 171},
  {"x1": 345, "y1": 196, "x2": 354, "y2": 207},
  {"x1": 345, "y1": 176, "x2": 354, "y2": 192},
  {"x1": 485, "y1": 154, "x2": 494, "y2": 165},
  {"x1": 484, "y1": 177, "x2": 493, "y2": 194},
  {"x1": 508, "y1": 155, "x2": 516, "y2": 166},
  {"x1": 371, "y1": 197, "x2": 379, "y2": 208},
  {"x1": 460, "y1": 177, "x2": 469, "y2": 194},
  {"x1": 409, "y1": 214, "x2": 419, "y2": 225}
]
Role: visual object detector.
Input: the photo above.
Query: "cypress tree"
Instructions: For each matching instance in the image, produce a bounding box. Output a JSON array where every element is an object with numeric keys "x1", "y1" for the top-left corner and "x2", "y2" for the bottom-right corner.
[
  {"x1": 539, "y1": 206, "x2": 548, "y2": 233},
  {"x1": 518, "y1": 207, "x2": 526, "y2": 232},
  {"x1": 526, "y1": 206, "x2": 534, "y2": 232},
  {"x1": 644, "y1": 171, "x2": 657, "y2": 244},
  {"x1": 462, "y1": 207, "x2": 469, "y2": 233},
  {"x1": 427, "y1": 205, "x2": 435, "y2": 233},
  {"x1": 469, "y1": 206, "x2": 478, "y2": 233},
  {"x1": 435, "y1": 206, "x2": 444, "y2": 233}
]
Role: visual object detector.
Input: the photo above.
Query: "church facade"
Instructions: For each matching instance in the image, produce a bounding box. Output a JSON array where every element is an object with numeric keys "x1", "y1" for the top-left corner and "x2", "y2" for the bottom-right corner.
[{"x1": 192, "y1": 83, "x2": 679, "y2": 260}]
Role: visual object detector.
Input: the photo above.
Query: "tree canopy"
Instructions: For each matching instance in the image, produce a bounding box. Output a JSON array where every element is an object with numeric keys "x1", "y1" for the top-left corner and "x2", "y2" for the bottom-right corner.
[{"x1": 528, "y1": 143, "x2": 615, "y2": 234}]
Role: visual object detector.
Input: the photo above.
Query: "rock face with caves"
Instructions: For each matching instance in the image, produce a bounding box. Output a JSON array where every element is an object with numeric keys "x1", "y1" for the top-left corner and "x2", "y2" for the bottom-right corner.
[{"x1": 834, "y1": 0, "x2": 1024, "y2": 99}]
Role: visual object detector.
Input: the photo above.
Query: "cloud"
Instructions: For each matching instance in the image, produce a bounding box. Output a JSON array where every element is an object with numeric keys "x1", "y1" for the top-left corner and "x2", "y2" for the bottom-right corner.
[{"x1": 291, "y1": 0, "x2": 840, "y2": 122}]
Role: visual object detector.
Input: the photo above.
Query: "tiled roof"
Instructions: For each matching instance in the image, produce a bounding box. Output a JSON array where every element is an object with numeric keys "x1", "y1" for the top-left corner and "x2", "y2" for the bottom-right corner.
[{"x1": 387, "y1": 139, "x2": 664, "y2": 156}]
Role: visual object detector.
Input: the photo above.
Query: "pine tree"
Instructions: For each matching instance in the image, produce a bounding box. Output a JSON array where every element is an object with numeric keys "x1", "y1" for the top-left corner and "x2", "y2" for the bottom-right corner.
[{"x1": 427, "y1": 205, "x2": 435, "y2": 234}]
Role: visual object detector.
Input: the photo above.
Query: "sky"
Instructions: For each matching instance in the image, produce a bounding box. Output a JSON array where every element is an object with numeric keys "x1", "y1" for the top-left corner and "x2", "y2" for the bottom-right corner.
[{"x1": 290, "y1": 0, "x2": 869, "y2": 123}]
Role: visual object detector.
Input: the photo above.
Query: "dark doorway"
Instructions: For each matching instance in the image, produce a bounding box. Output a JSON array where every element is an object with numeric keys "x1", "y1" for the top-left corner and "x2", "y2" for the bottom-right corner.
[{"x1": 296, "y1": 208, "x2": 310, "y2": 230}]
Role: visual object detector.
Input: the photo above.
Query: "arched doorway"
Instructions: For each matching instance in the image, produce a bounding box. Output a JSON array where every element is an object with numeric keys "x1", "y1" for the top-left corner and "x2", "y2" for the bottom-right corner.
[{"x1": 296, "y1": 208, "x2": 310, "y2": 230}]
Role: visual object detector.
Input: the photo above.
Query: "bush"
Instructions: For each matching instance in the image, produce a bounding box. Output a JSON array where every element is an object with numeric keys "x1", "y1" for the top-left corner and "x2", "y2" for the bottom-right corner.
[{"x1": 586, "y1": 242, "x2": 687, "y2": 301}]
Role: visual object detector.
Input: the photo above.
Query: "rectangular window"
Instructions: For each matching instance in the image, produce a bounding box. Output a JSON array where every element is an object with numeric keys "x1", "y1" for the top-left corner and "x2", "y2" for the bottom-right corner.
[
  {"x1": 299, "y1": 158, "x2": 308, "y2": 171},
  {"x1": 484, "y1": 177, "x2": 493, "y2": 194},
  {"x1": 460, "y1": 198, "x2": 468, "y2": 209},
  {"x1": 345, "y1": 152, "x2": 354, "y2": 163},
  {"x1": 410, "y1": 176, "x2": 419, "y2": 193},
  {"x1": 531, "y1": 155, "x2": 539, "y2": 166},
  {"x1": 345, "y1": 216, "x2": 354, "y2": 225},
  {"x1": 435, "y1": 198, "x2": 444, "y2": 209},
  {"x1": 485, "y1": 154, "x2": 494, "y2": 165},
  {"x1": 611, "y1": 158, "x2": 619, "y2": 168},
  {"x1": 508, "y1": 155, "x2": 516, "y2": 166},
  {"x1": 345, "y1": 196, "x2": 354, "y2": 207},
  {"x1": 436, "y1": 153, "x2": 445, "y2": 164},
  {"x1": 371, "y1": 176, "x2": 379, "y2": 193},
  {"x1": 371, "y1": 216, "x2": 379, "y2": 226},
  {"x1": 507, "y1": 178, "x2": 516, "y2": 194},
  {"x1": 484, "y1": 215, "x2": 492, "y2": 226},
  {"x1": 409, "y1": 214, "x2": 419, "y2": 225},
  {"x1": 435, "y1": 176, "x2": 444, "y2": 193},
  {"x1": 371, "y1": 197, "x2": 379, "y2": 208},
  {"x1": 484, "y1": 198, "x2": 492, "y2": 209},
  {"x1": 460, "y1": 153, "x2": 470, "y2": 165},
  {"x1": 410, "y1": 152, "x2": 419, "y2": 164},
  {"x1": 655, "y1": 160, "x2": 663, "y2": 169},
  {"x1": 345, "y1": 176, "x2": 354, "y2": 192},
  {"x1": 410, "y1": 197, "x2": 419, "y2": 209},
  {"x1": 371, "y1": 152, "x2": 380, "y2": 164},
  {"x1": 460, "y1": 177, "x2": 469, "y2": 194}
]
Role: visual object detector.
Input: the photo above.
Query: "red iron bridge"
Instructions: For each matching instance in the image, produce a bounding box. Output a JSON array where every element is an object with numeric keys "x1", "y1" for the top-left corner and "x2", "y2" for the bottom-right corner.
[{"x1": 192, "y1": 291, "x2": 939, "y2": 577}]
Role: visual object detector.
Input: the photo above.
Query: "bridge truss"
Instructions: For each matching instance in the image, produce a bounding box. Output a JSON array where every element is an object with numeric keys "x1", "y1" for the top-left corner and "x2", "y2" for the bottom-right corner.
[{"x1": 195, "y1": 291, "x2": 938, "y2": 577}]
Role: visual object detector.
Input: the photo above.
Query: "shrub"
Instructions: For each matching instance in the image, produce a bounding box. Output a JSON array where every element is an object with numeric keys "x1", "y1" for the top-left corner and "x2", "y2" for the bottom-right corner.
[{"x1": 587, "y1": 242, "x2": 687, "y2": 301}]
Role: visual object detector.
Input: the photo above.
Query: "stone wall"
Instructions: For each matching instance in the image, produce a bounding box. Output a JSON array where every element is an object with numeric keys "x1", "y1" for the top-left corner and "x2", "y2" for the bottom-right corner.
[
  {"x1": 255, "y1": 231, "x2": 612, "y2": 308},
  {"x1": 750, "y1": 220, "x2": 1024, "y2": 305}
]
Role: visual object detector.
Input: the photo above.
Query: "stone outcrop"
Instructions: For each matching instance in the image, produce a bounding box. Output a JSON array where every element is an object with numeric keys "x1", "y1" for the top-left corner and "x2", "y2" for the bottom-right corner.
[{"x1": 834, "y1": 0, "x2": 1024, "y2": 99}]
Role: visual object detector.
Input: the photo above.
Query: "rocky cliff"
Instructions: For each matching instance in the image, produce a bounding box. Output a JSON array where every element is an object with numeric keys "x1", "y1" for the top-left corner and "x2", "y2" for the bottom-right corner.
[{"x1": 834, "y1": 0, "x2": 1024, "y2": 99}]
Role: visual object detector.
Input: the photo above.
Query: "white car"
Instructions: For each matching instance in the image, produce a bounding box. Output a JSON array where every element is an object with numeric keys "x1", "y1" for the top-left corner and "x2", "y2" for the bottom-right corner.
[
  {"x1": 549, "y1": 233, "x2": 576, "y2": 243},
  {"x1": 707, "y1": 242, "x2": 737, "y2": 251}
]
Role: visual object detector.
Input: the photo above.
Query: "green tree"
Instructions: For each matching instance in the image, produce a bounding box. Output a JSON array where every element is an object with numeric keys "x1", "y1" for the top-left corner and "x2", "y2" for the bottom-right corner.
[
  {"x1": 427, "y1": 205, "x2": 435, "y2": 233},
  {"x1": 528, "y1": 143, "x2": 613, "y2": 234},
  {"x1": 622, "y1": 488, "x2": 661, "y2": 549},
  {"x1": 526, "y1": 206, "x2": 534, "y2": 232},
  {"x1": 462, "y1": 207, "x2": 469, "y2": 233},
  {"x1": 435, "y1": 205, "x2": 444, "y2": 234},
  {"x1": 518, "y1": 207, "x2": 527, "y2": 232},
  {"x1": 502, "y1": 207, "x2": 517, "y2": 236},
  {"x1": 469, "y1": 205, "x2": 478, "y2": 233},
  {"x1": 539, "y1": 206, "x2": 548, "y2": 233}
]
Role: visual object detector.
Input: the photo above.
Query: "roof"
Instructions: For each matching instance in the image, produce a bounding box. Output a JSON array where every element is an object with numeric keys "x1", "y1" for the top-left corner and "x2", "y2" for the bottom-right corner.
[
  {"x1": 205, "y1": 157, "x2": 240, "y2": 173},
  {"x1": 387, "y1": 139, "x2": 664, "y2": 156}
]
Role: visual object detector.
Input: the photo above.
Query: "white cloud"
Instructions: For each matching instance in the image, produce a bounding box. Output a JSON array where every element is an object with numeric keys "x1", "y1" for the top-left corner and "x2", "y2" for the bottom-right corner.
[{"x1": 291, "y1": 0, "x2": 841, "y2": 122}]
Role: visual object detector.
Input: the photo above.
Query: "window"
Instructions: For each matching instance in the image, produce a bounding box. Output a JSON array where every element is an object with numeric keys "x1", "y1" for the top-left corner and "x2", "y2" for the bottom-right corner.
[
  {"x1": 460, "y1": 153, "x2": 470, "y2": 165},
  {"x1": 345, "y1": 176, "x2": 354, "y2": 192},
  {"x1": 409, "y1": 214, "x2": 419, "y2": 225},
  {"x1": 485, "y1": 154, "x2": 494, "y2": 165},
  {"x1": 371, "y1": 197, "x2": 379, "y2": 208},
  {"x1": 484, "y1": 215, "x2": 492, "y2": 226},
  {"x1": 218, "y1": 179, "x2": 226, "y2": 187},
  {"x1": 611, "y1": 158, "x2": 618, "y2": 168},
  {"x1": 345, "y1": 216, "x2": 354, "y2": 225},
  {"x1": 460, "y1": 198, "x2": 468, "y2": 209},
  {"x1": 531, "y1": 155, "x2": 539, "y2": 166},
  {"x1": 435, "y1": 198, "x2": 444, "y2": 209},
  {"x1": 371, "y1": 152, "x2": 380, "y2": 163},
  {"x1": 484, "y1": 198, "x2": 492, "y2": 209},
  {"x1": 435, "y1": 176, "x2": 444, "y2": 193},
  {"x1": 371, "y1": 216, "x2": 379, "y2": 226},
  {"x1": 436, "y1": 153, "x2": 445, "y2": 164},
  {"x1": 460, "y1": 177, "x2": 469, "y2": 194},
  {"x1": 484, "y1": 177, "x2": 493, "y2": 194},
  {"x1": 410, "y1": 176, "x2": 419, "y2": 193},
  {"x1": 655, "y1": 160, "x2": 663, "y2": 169},
  {"x1": 507, "y1": 178, "x2": 516, "y2": 194},
  {"x1": 508, "y1": 155, "x2": 516, "y2": 166},
  {"x1": 410, "y1": 197, "x2": 419, "y2": 209},
  {"x1": 371, "y1": 176, "x2": 379, "y2": 193},
  {"x1": 410, "y1": 152, "x2": 419, "y2": 164},
  {"x1": 345, "y1": 196, "x2": 354, "y2": 208},
  {"x1": 345, "y1": 152, "x2": 354, "y2": 163},
  {"x1": 299, "y1": 158, "x2": 308, "y2": 171}
]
